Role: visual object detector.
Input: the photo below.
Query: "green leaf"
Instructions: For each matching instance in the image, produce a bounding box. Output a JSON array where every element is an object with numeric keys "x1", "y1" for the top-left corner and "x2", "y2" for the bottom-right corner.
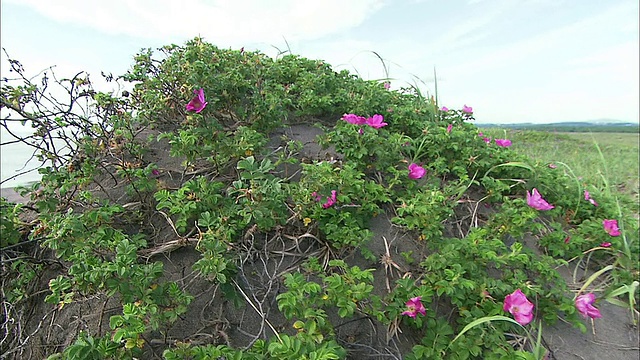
[{"x1": 450, "y1": 315, "x2": 524, "y2": 345}]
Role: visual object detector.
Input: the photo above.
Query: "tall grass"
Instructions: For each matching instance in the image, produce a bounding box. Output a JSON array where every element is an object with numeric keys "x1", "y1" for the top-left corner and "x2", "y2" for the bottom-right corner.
[{"x1": 481, "y1": 129, "x2": 639, "y2": 213}]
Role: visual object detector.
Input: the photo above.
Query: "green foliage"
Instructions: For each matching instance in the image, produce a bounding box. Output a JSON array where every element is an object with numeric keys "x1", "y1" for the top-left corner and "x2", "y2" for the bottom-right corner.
[
  {"x1": 0, "y1": 197, "x2": 26, "y2": 247},
  {"x1": 155, "y1": 177, "x2": 228, "y2": 234},
  {"x1": 229, "y1": 155, "x2": 289, "y2": 230},
  {"x1": 393, "y1": 185, "x2": 453, "y2": 240},
  {"x1": 416, "y1": 227, "x2": 585, "y2": 356},
  {"x1": 276, "y1": 260, "x2": 377, "y2": 346},
  {"x1": 266, "y1": 334, "x2": 346, "y2": 360},
  {"x1": 46, "y1": 331, "x2": 124, "y2": 360},
  {"x1": 482, "y1": 129, "x2": 639, "y2": 206},
  {"x1": 40, "y1": 204, "x2": 192, "y2": 357},
  {"x1": 294, "y1": 161, "x2": 389, "y2": 250},
  {"x1": 4, "y1": 37, "x2": 638, "y2": 359}
]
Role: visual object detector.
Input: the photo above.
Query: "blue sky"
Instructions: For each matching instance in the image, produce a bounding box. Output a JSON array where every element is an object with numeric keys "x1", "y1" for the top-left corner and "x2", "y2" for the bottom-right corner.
[{"x1": 1, "y1": 0, "x2": 639, "y2": 125}]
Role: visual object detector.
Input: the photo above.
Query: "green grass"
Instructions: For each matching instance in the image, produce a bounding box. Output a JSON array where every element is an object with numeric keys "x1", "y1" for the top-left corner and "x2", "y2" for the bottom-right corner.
[{"x1": 483, "y1": 129, "x2": 639, "y2": 210}]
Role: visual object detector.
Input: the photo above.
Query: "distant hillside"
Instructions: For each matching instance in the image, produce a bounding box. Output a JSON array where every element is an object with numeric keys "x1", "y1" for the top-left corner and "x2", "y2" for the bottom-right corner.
[{"x1": 477, "y1": 121, "x2": 639, "y2": 133}]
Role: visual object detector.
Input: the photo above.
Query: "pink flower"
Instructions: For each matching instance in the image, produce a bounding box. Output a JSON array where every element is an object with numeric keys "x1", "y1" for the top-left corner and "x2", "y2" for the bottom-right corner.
[
  {"x1": 462, "y1": 105, "x2": 473, "y2": 113},
  {"x1": 322, "y1": 190, "x2": 337, "y2": 209},
  {"x1": 365, "y1": 114, "x2": 388, "y2": 129},
  {"x1": 548, "y1": 163, "x2": 557, "y2": 169},
  {"x1": 584, "y1": 190, "x2": 598, "y2": 206},
  {"x1": 503, "y1": 289, "x2": 534, "y2": 325},
  {"x1": 441, "y1": 106, "x2": 449, "y2": 112},
  {"x1": 575, "y1": 293, "x2": 602, "y2": 319},
  {"x1": 383, "y1": 81, "x2": 391, "y2": 90},
  {"x1": 311, "y1": 191, "x2": 321, "y2": 202},
  {"x1": 478, "y1": 132, "x2": 484, "y2": 137},
  {"x1": 600, "y1": 242, "x2": 612, "y2": 248},
  {"x1": 186, "y1": 88, "x2": 208, "y2": 113},
  {"x1": 342, "y1": 113, "x2": 367, "y2": 125},
  {"x1": 495, "y1": 138, "x2": 512, "y2": 147},
  {"x1": 526, "y1": 188, "x2": 555, "y2": 211},
  {"x1": 408, "y1": 163, "x2": 426, "y2": 180},
  {"x1": 151, "y1": 169, "x2": 160, "y2": 176},
  {"x1": 603, "y1": 219, "x2": 621, "y2": 237},
  {"x1": 401, "y1": 296, "x2": 426, "y2": 318},
  {"x1": 446, "y1": 124, "x2": 453, "y2": 133},
  {"x1": 482, "y1": 136, "x2": 491, "y2": 144}
]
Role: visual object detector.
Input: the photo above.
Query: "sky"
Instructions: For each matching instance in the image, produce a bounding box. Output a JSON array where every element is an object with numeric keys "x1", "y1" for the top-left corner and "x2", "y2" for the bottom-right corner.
[{"x1": 1, "y1": 0, "x2": 638, "y2": 127}]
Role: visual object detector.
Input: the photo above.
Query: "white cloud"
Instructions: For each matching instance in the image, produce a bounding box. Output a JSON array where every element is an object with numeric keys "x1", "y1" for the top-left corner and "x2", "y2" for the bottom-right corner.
[
  {"x1": 426, "y1": 5, "x2": 509, "y2": 55},
  {"x1": 445, "y1": 1, "x2": 638, "y2": 75},
  {"x1": 3, "y1": 0, "x2": 637, "y2": 124},
  {"x1": 7, "y1": 0, "x2": 385, "y2": 46}
]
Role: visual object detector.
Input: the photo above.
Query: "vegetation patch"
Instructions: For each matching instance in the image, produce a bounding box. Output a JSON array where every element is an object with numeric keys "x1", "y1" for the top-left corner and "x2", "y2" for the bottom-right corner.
[{"x1": 1, "y1": 38, "x2": 638, "y2": 359}]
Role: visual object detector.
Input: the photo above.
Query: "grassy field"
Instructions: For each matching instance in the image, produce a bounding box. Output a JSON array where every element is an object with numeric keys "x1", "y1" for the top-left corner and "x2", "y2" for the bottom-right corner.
[{"x1": 481, "y1": 129, "x2": 639, "y2": 209}]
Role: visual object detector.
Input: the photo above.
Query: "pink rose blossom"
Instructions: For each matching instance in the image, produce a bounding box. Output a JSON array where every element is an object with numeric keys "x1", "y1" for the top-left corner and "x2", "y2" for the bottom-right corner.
[
  {"x1": 322, "y1": 190, "x2": 337, "y2": 209},
  {"x1": 600, "y1": 242, "x2": 612, "y2": 248},
  {"x1": 446, "y1": 124, "x2": 452, "y2": 133},
  {"x1": 383, "y1": 81, "x2": 391, "y2": 90},
  {"x1": 503, "y1": 289, "x2": 534, "y2": 325},
  {"x1": 365, "y1": 114, "x2": 388, "y2": 129},
  {"x1": 342, "y1": 113, "x2": 367, "y2": 125},
  {"x1": 603, "y1": 219, "x2": 621, "y2": 236},
  {"x1": 408, "y1": 163, "x2": 426, "y2": 180},
  {"x1": 462, "y1": 105, "x2": 473, "y2": 113},
  {"x1": 495, "y1": 138, "x2": 512, "y2": 147},
  {"x1": 575, "y1": 293, "x2": 602, "y2": 319},
  {"x1": 441, "y1": 106, "x2": 449, "y2": 112},
  {"x1": 186, "y1": 88, "x2": 208, "y2": 113},
  {"x1": 402, "y1": 296, "x2": 426, "y2": 318},
  {"x1": 584, "y1": 190, "x2": 598, "y2": 206},
  {"x1": 526, "y1": 188, "x2": 555, "y2": 211},
  {"x1": 482, "y1": 136, "x2": 491, "y2": 144}
]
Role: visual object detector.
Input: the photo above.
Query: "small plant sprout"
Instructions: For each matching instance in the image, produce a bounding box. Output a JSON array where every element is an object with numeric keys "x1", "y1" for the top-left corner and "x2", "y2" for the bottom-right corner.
[{"x1": 380, "y1": 236, "x2": 404, "y2": 293}]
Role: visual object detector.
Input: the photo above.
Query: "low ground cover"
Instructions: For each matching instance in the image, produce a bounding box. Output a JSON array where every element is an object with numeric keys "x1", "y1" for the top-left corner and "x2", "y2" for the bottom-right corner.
[{"x1": 1, "y1": 38, "x2": 638, "y2": 359}]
